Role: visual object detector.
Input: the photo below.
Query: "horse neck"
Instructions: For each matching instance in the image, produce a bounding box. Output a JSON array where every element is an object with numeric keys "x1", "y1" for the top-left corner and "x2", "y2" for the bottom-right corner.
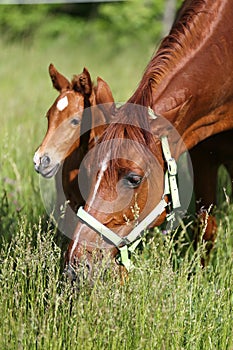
[{"x1": 134, "y1": 0, "x2": 233, "y2": 152}]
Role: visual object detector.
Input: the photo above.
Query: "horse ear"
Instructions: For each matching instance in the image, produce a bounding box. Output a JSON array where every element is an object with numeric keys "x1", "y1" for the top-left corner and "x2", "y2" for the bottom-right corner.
[
  {"x1": 49, "y1": 63, "x2": 71, "y2": 92},
  {"x1": 95, "y1": 77, "x2": 114, "y2": 104},
  {"x1": 95, "y1": 77, "x2": 115, "y2": 121},
  {"x1": 72, "y1": 67, "x2": 92, "y2": 96}
]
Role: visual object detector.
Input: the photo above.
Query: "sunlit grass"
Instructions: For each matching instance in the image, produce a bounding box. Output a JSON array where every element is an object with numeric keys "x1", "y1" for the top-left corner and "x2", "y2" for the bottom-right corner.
[{"x1": 0, "y1": 209, "x2": 232, "y2": 350}]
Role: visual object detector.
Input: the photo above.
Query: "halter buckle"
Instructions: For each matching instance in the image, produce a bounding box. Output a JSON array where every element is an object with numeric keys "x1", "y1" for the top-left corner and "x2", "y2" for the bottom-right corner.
[{"x1": 167, "y1": 157, "x2": 177, "y2": 176}]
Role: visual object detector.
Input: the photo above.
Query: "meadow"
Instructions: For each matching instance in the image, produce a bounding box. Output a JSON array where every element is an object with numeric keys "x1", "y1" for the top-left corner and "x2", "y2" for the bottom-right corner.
[{"x1": 0, "y1": 31, "x2": 233, "y2": 349}]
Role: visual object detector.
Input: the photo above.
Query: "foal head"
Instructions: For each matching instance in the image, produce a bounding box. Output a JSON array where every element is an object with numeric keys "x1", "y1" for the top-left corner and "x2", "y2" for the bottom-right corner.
[{"x1": 33, "y1": 64, "x2": 114, "y2": 178}]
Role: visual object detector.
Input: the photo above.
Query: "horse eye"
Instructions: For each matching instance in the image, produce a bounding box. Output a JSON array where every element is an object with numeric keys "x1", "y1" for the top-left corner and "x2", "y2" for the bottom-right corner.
[
  {"x1": 70, "y1": 118, "x2": 80, "y2": 126},
  {"x1": 124, "y1": 173, "x2": 142, "y2": 189}
]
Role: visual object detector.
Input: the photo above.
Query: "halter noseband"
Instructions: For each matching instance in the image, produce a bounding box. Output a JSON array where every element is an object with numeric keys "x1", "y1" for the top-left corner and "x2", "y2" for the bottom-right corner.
[{"x1": 75, "y1": 134, "x2": 181, "y2": 272}]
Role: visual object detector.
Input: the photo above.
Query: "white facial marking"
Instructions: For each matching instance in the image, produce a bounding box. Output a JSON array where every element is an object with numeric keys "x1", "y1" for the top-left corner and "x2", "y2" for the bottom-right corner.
[
  {"x1": 69, "y1": 151, "x2": 110, "y2": 260},
  {"x1": 33, "y1": 150, "x2": 41, "y2": 166},
  {"x1": 70, "y1": 229, "x2": 81, "y2": 263},
  {"x1": 57, "y1": 96, "x2": 68, "y2": 111},
  {"x1": 88, "y1": 151, "x2": 110, "y2": 211}
]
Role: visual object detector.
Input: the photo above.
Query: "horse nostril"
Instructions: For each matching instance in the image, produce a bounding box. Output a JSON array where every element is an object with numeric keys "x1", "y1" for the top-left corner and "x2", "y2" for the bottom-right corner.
[{"x1": 41, "y1": 155, "x2": 50, "y2": 168}]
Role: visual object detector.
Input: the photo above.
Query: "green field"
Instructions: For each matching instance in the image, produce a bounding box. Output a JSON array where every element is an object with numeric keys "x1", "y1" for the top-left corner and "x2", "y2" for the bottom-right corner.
[{"x1": 0, "y1": 31, "x2": 233, "y2": 350}]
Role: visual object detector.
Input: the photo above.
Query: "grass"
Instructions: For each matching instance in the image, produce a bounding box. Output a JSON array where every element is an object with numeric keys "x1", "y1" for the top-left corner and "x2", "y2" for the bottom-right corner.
[
  {"x1": 0, "y1": 36, "x2": 233, "y2": 349},
  {"x1": 0, "y1": 211, "x2": 233, "y2": 349}
]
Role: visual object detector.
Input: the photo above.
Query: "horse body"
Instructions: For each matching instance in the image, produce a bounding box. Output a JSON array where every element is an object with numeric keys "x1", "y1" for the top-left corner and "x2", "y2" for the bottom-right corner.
[{"x1": 66, "y1": 0, "x2": 233, "y2": 271}]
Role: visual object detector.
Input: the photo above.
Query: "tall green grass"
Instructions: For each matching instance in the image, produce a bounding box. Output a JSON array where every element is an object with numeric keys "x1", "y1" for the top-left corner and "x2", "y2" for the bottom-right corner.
[
  {"x1": 0, "y1": 209, "x2": 232, "y2": 349},
  {"x1": 0, "y1": 38, "x2": 233, "y2": 349}
]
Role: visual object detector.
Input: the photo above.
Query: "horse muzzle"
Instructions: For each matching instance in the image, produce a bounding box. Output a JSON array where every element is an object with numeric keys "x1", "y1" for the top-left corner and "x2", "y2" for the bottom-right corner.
[{"x1": 33, "y1": 152, "x2": 60, "y2": 178}]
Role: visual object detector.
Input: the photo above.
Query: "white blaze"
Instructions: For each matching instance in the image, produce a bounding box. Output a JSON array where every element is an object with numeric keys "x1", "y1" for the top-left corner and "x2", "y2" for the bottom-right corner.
[
  {"x1": 57, "y1": 96, "x2": 68, "y2": 111},
  {"x1": 88, "y1": 150, "x2": 110, "y2": 211},
  {"x1": 69, "y1": 151, "x2": 110, "y2": 261}
]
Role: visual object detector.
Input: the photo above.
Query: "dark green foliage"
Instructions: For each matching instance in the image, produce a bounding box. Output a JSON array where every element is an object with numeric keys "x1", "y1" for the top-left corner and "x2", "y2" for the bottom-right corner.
[{"x1": 0, "y1": 1, "x2": 180, "y2": 46}]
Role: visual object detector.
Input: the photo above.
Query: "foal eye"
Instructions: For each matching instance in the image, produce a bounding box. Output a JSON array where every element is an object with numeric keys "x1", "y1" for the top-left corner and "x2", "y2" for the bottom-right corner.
[
  {"x1": 124, "y1": 173, "x2": 143, "y2": 189},
  {"x1": 70, "y1": 118, "x2": 80, "y2": 126}
]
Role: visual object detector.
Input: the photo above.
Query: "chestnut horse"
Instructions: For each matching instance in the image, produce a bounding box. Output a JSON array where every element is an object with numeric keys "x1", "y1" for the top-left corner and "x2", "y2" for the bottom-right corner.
[
  {"x1": 66, "y1": 0, "x2": 233, "y2": 275},
  {"x1": 33, "y1": 64, "x2": 114, "y2": 235}
]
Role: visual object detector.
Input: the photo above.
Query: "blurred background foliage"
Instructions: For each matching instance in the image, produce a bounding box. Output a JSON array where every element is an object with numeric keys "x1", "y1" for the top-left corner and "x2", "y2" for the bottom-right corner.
[{"x1": 0, "y1": 0, "x2": 182, "y2": 47}]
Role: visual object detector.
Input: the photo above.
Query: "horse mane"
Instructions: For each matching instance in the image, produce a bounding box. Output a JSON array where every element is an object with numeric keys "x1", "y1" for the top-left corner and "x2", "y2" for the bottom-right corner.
[{"x1": 128, "y1": 0, "x2": 207, "y2": 107}]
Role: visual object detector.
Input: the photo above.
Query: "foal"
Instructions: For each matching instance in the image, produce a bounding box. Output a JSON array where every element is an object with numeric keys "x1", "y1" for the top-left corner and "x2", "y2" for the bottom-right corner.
[{"x1": 33, "y1": 64, "x2": 114, "y2": 236}]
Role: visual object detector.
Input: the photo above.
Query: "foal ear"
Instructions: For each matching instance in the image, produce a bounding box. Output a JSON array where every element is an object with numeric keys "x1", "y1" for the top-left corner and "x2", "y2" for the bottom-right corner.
[
  {"x1": 95, "y1": 77, "x2": 115, "y2": 121},
  {"x1": 49, "y1": 63, "x2": 71, "y2": 92},
  {"x1": 72, "y1": 67, "x2": 92, "y2": 96},
  {"x1": 95, "y1": 77, "x2": 114, "y2": 104}
]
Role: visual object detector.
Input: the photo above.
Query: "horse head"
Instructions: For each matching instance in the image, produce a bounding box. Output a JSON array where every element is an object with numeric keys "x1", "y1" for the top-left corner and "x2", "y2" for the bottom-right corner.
[
  {"x1": 65, "y1": 104, "x2": 188, "y2": 279},
  {"x1": 33, "y1": 64, "x2": 114, "y2": 178}
]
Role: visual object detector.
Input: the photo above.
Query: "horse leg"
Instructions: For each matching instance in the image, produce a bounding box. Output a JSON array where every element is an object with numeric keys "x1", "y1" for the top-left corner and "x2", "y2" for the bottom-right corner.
[
  {"x1": 222, "y1": 161, "x2": 233, "y2": 202},
  {"x1": 190, "y1": 145, "x2": 218, "y2": 260}
]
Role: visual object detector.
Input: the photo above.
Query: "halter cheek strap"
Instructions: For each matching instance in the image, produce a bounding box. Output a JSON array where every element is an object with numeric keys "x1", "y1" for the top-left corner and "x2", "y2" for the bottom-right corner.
[
  {"x1": 161, "y1": 136, "x2": 180, "y2": 209},
  {"x1": 76, "y1": 135, "x2": 181, "y2": 271}
]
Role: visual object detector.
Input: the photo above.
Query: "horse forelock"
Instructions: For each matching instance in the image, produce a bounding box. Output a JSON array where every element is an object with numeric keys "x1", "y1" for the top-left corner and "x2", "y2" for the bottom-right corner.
[{"x1": 95, "y1": 106, "x2": 159, "y2": 184}]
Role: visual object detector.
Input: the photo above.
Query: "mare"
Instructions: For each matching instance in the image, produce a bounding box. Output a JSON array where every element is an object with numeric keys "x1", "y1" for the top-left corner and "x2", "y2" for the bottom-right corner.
[
  {"x1": 65, "y1": 0, "x2": 233, "y2": 274},
  {"x1": 33, "y1": 64, "x2": 114, "y2": 236}
]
